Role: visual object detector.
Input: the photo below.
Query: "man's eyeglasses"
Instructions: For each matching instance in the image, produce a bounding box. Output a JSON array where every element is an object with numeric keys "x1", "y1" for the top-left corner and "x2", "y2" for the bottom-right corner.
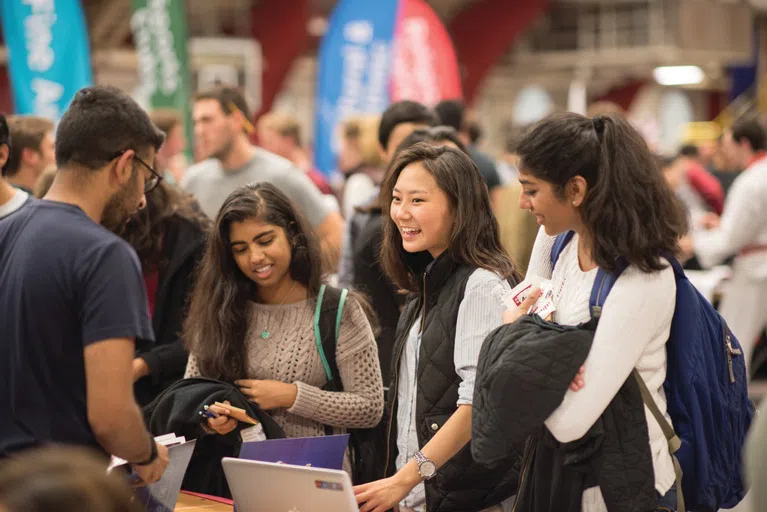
[{"x1": 110, "y1": 150, "x2": 163, "y2": 193}]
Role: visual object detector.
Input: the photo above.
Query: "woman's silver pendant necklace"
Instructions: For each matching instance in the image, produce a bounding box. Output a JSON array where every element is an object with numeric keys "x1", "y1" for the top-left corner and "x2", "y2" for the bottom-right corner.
[{"x1": 259, "y1": 280, "x2": 298, "y2": 340}]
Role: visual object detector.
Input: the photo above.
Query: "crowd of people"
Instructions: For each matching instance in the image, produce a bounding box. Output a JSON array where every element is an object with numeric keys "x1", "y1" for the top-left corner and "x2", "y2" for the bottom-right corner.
[{"x1": 0, "y1": 83, "x2": 766, "y2": 512}]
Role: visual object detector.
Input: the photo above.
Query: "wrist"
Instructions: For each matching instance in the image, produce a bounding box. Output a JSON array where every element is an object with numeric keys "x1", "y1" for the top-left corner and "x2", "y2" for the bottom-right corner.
[
  {"x1": 397, "y1": 460, "x2": 424, "y2": 488},
  {"x1": 286, "y1": 383, "x2": 298, "y2": 408},
  {"x1": 132, "y1": 438, "x2": 158, "y2": 466}
]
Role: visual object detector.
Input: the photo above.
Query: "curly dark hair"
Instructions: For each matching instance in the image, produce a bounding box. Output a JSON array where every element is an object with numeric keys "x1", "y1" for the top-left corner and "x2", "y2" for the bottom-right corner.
[
  {"x1": 515, "y1": 112, "x2": 689, "y2": 273},
  {"x1": 117, "y1": 182, "x2": 211, "y2": 271}
]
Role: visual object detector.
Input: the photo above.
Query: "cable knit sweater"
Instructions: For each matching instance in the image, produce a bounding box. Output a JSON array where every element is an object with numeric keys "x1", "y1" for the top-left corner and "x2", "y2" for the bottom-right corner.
[{"x1": 184, "y1": 296, "x2": 384, "y2": 439}]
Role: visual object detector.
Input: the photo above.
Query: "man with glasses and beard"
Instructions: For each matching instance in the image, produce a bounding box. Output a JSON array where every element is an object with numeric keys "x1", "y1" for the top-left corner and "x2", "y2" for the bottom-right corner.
[{"x1": 0, "y1": 86, "x2": 169, "y2": 485}]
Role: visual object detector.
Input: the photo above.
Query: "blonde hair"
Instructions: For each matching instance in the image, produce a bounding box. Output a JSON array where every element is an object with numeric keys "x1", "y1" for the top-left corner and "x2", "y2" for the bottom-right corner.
[
  {"x1": 341, "y1": 115, "x2": 383, "y2": 168},
  {"x1": 257, "y1": 111, "x2": 303, "y2": 147}
]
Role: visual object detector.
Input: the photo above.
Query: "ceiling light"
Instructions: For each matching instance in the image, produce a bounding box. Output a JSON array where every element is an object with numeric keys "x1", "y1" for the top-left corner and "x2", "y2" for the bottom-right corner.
[{"x1": 653, "y1": 66, "x2": 705, "y2": 86}]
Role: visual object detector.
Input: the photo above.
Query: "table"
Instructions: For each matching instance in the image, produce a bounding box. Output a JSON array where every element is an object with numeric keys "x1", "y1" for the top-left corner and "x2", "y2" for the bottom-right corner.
[{"x1": 174, "y1": 493, "x2": 233, "y2": 511}]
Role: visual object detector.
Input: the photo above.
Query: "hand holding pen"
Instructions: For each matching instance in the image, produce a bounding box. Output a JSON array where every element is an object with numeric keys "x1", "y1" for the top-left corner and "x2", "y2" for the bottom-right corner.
[{"x1": 200, "y1": 401, "x2": 237, "y2": 435}]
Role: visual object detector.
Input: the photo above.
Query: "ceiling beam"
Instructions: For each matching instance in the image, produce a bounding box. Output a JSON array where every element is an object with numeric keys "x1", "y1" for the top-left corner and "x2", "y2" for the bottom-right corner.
[{"x1": 449, "y1": 0, "x2": 548, "y2": 104}]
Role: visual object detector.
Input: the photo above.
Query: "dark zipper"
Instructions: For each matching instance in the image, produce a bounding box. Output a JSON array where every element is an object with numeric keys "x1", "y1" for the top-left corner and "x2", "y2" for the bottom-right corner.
[
  {"x1": 511, "y1": 436, "x2": 536, "y2": 512},
  {"x1": 383, "y1": 273, "x2": 428, "y2": 477},
  {"x1": 723, "y1": 320, "x2": 741, "y2": 384}
]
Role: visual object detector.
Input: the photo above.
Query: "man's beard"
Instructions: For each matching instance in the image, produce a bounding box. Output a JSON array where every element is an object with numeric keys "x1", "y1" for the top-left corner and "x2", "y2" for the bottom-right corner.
[
  {"x1": 102, "y1": 167, "x2": 140, "y2": 232},
  {"x1": 211, "y1": 137, "x2": 234, "y2": 162}
]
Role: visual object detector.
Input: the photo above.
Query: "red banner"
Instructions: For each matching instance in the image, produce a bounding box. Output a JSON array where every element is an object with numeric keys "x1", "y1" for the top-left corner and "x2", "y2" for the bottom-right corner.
[{"x1": 391, "y1": 0, "x2": 463, "y2": 104}]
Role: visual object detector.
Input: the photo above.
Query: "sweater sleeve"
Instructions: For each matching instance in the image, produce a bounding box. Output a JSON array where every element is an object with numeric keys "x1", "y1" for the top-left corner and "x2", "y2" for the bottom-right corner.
[
  {"x1": 544, "y1": 263, "x2": 676, "y2": 443},
  {"x1": 287, "y1": 298, "x2": 384, "y2": 429},
  {"x1": 525, "y1": 226, "x2": 556, "y2": 280}
]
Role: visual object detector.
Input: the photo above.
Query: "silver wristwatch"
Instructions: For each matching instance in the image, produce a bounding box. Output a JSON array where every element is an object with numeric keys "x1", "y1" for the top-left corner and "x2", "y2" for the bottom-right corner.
[{"x1": 414, "y1": 450, "x2": 437, "y2": 481}]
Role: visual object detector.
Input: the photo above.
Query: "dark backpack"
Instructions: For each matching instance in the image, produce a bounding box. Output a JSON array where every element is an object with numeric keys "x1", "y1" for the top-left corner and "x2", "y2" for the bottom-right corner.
[
  {"x1": 314, "y1": 284, "x2": 385, "y2": 485},
  {"x1": 551, "y1": 231, "x2": 755, "y2": 512}
]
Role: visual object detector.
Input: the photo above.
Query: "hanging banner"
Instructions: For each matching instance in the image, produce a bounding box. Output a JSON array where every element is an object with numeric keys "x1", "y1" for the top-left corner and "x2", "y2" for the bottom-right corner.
[
  {"x1": 131, "y1": 0, "x2": 193, "y2": 150},
  {"x1": 0, "y1": 0, "x2": 93, "y2": 120},
  {"x1": 314, "y1": 0, "x2": 463, "y2": 175},
  {"x1": 314, "y1": 0, "x2": 399, "y2": 176},
  {"x1": 391, "y1": 0, "x2": 462, "y2": 104}
]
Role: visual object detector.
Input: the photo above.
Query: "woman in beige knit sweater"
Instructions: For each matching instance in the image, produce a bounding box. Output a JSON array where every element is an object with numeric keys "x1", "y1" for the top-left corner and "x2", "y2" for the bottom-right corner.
[{"x1": 182, "y1": 182, "x2": 384, "y2": 444}]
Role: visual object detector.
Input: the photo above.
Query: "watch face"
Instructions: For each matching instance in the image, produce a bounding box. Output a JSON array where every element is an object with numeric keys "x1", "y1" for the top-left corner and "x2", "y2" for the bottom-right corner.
[{"x1": 420, "y1": 460, "x2": 437, "y2": 478}]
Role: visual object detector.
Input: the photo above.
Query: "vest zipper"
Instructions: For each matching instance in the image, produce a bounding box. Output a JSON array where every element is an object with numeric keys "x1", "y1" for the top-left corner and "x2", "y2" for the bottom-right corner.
[{"x1": 383, "y1": 273, "x2": 429, "y2": 477}]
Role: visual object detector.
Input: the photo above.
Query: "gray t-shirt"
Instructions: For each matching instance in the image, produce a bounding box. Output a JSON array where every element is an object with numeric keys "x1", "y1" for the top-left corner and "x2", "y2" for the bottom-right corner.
[
  {"x1": 182, "y1": 147, "x2": 335, "y2": 225},
  {"x1": 0, "y1": 189, "x2": 29, "y2": 219}
]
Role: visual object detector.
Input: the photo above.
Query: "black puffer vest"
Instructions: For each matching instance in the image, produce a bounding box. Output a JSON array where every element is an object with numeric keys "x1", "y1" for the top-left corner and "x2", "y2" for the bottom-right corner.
[{"x1": 383, "y1": 252, "x2": 519, "y2": 511}]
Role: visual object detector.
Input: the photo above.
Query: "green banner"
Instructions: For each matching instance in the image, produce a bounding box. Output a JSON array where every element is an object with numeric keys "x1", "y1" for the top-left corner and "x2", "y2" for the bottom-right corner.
[{"x1": 130, "y1": 0, "x2": 192, "y2": 160}]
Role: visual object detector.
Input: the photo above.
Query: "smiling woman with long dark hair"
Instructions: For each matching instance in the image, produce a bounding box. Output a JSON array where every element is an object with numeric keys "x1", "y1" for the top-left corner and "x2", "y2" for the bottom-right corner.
[
  {"x1": 355, "y1": 143, "x2": 520, "y2": 512},
  {"x1": 183, "y1": 182, "x2": 383, "y2": 467}
]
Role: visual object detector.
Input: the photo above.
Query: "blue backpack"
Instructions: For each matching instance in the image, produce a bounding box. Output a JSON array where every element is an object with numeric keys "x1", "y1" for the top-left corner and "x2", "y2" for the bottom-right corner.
[{"x1": 551, "y1": 232, "x2": 755, "y2": 512}]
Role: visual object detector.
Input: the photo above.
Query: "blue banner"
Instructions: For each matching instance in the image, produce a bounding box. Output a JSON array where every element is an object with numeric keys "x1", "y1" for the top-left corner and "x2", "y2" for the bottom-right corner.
[
  {"x1": 1, "y1": 0, "x2": 93, "y2": 120},
  {"x1": 313, "y1": 0, "x2": 399, "y2": 175}
]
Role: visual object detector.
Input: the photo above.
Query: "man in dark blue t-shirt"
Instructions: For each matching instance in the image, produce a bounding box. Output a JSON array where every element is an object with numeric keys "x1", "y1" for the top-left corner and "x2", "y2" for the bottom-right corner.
[{"x1": 0, "y1": 86, "x2": 169, "y2": 484}]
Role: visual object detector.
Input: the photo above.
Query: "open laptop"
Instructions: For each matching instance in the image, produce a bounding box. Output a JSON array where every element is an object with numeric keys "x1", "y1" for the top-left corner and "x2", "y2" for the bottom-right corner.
[{"x1": 222, "y1": 457, "x2": 359, "y2": 512}]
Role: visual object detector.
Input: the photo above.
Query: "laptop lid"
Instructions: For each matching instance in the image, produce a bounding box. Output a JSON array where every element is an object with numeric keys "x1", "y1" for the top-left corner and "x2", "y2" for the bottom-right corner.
[{"x1": 222, "y1": 457, "x2": 359, "y2": 512}]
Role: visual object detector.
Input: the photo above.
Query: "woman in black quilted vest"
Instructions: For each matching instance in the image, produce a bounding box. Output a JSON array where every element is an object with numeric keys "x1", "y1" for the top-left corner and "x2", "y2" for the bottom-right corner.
[{"x1": 354, "y1": 143, "x2": 521, "y2": 512}]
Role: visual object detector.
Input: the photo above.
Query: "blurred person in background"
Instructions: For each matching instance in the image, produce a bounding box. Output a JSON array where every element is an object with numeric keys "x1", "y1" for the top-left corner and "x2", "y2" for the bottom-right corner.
[
  {"x1": 710, "y1": 134, "x2": 745, "y2": 195},
  {"x1": 676, "y1": 144, "x2": 724, "y2": 215},
  {"x1": 183, "y1": 86, "x2": 343, "y2": 269},
  {"x1": 116, "y1": 181, "x2": 210, "y2": 406},
  {"x1": 338, "y1": 115, "x2": 385, "y2": 218},
  {"x1": 659, "y1": 154, "x2": 696, "y2": 267},
  {"x1": 493, "y1": 126, "x2": 540, "y2": 275},
  {"x1": 0, "y1": 446, "x2": 141, "y2": 512},
  {"x1": 149, "y1": 109, "x2": 188, "y2": 186},
  {"x1": 434, "y1": 100, "x2": 502, "y2": 201},
  {"x1": 2, "y1": 116, "x2": 55, "y2": 194},
  {"x1": 257, "y1": 111, "x2": 333, "y2": 195},
  {"x1": 0, "y1": 86, "x2": 168, "y2": 484},
  {"x1": 0, "y1": 114, "x2": 31, "y2": 219},
  {"x1": 33, "y1": 165, "x2": 57, "y2": 198},
  {"x1": 694, "y1": 116, "x2": 767, "y2": 374},
  {"x1": 338, "y1": 102, "x2": 439, "y2": 383}
]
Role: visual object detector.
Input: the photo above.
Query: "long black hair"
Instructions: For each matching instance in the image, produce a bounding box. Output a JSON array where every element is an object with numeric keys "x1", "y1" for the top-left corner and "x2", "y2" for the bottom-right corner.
[
  {"x1": 516, "y1": 112, "x2": 689, "y2": 272},
  {"x1": 183, "y1": 182, "x2": 323, "y2": 382}
]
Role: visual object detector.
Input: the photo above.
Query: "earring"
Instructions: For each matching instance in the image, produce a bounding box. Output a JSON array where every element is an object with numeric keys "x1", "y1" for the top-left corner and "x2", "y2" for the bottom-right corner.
[{"x1": 572, "y1": 201, "x2": 578, "y2": 207}]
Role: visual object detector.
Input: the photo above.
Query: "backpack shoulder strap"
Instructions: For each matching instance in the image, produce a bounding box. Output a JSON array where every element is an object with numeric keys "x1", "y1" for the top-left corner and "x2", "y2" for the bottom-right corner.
[
  {"x1": 313, "y1": 285, "x2": 348, "y2": 392},
  {"x1": 550, "y1": 231, "x2": 576, "y2": 269},
  {"x1": 632, "y1": 369, "x2": 686, "y2": 512},
  {"x1": 588, "y1": 257, "x2": 629, "y2": 319}
]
